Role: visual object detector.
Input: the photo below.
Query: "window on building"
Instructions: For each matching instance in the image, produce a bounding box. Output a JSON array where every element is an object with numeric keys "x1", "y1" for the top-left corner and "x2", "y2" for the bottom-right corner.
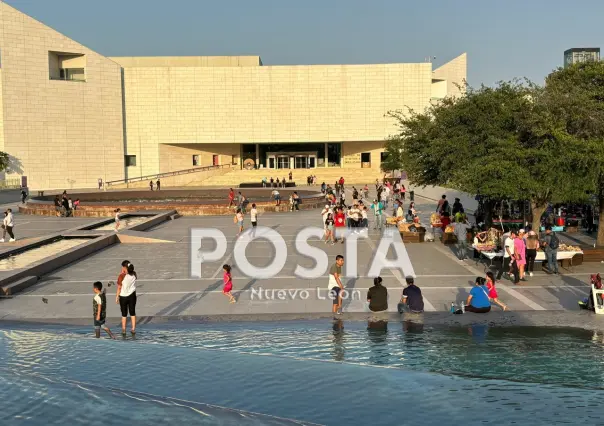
[
  {"x1": 380, "y1": 152, "x2": 388, "y2": 162},
  {"x1": 192, "y1": 155, "x2": 199, "y2": 166},
  {"x1": 125, "y1": 155, "x2": 137, "y2": 167},
  {"x1": 49, "y1": 51, "x2": 86, "y2": 82}
]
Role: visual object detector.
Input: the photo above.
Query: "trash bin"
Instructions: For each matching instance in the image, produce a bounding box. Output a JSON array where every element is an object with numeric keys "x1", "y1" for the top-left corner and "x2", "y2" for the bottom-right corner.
[{"x1": 410, "y1": 191, "x2": 415, "y2": 201}]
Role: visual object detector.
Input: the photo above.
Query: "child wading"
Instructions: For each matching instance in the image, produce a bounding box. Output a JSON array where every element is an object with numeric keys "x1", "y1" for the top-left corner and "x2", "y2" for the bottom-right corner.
[
  {"x1": 234, "y1": 208, "x2": 244, "y2": 236},
  {"x1": 223, "y1": 264, "x2": 236, "y2": 303},
  {"x1": 93, "y1": 281, "x2": 114, "y2": 339},
  {"x1": 114, "y1": 208, "x2": 121, "y2": 232}
]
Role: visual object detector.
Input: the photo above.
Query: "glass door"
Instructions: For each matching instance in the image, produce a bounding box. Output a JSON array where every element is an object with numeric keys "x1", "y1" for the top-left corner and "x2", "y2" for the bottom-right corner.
[
  {"x1": 294, "y1": 156, "x2": 308, "y2": 169},
  {"x1": 277, "y1": 156, "x2": 290, "y2": 169},
  {"x1": 309, "y1": 156, "x2": 316, "y2": 168}
]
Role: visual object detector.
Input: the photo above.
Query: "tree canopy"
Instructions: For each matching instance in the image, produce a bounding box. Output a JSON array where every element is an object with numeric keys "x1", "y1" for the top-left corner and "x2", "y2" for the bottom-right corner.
[
  {"x1": 545, "y1": 61, "x2": 604, "y2": 245},
  {"x1": 385, "y1": 80, "x2": 595, "y2": 232}
]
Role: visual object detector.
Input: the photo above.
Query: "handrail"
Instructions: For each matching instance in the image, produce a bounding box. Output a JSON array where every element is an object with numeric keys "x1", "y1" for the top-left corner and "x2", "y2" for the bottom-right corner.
[{"x1": 106, "y1": 164, "x2": 232, "y2": 186}]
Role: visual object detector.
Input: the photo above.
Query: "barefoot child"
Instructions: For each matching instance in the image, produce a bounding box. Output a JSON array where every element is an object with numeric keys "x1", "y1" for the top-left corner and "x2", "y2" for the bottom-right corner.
[
  {"x1": 93, "y1": 281, "x2": 114, "y2": 339},
  {"x1": 486, "y1": 271, "x2": 508, "y2": 311},
  {"x1": 114, "y1": 208, "x2": 121, "y2": 232},
  {"x1": 223, "y1": 264, "x2": 236, "y2": 303}
]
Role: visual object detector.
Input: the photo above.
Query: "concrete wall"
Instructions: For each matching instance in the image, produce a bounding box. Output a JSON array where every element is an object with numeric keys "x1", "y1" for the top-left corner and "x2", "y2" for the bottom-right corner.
[
  {"x1": 110, "y1": 56, "x2": 262, "y2": 68},
  {"x1": 341, "y1": 141, "x2": 385, "y2": 169},
  {"x1": 158, "y1": 143, "x2": 240, "y2": 174},
  {"x1": 112, "y1": 164, "x2": 233, "y2": 188},
  {"x1": 432, "y1": 53, "x2": 467, "y2": 98},
  {"x1": 0, "y1": 69, "x2": 4, "y2": 153},
  {"x1": 121, "y1": 63, "x2": 434, "y2": 177},
  {"x1": 0, "y1": 2, "x2": 125, "y2": 190}
]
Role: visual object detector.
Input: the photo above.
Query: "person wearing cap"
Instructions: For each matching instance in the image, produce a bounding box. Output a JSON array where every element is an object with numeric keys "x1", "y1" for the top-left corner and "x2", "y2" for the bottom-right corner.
[
  {"x1": 515, "y1": 229, "x2": 527, "y2": 281},
  {"x1": 321, "y1": 204, "x2": 332, "y2": 230},
  {"x1": 370, "y1": 199, "x2": 384, "y2": 230},
  {"x1": 540, "y1": 225, "x2": 559, "y2": 274},
  {"x1": 525, "y1": 230, "x2": 539, "y2": 277}
]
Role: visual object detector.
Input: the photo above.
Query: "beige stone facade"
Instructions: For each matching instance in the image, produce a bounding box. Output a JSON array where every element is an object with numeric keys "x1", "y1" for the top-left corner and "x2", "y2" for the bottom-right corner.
[
  {"x1": 0, "y1": 2, "x2": 124, "y2": 189},
  {"x1": 0, "y1": 4, "x2": 467, "y2": 189}
]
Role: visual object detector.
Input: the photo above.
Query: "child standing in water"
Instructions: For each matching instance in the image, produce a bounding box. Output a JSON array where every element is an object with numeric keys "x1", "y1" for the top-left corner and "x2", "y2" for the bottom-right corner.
[
  {"x1": 223, "y1": 264, "x2": 236, "y2": 303},
  {"x1": 93, "y1": 281, "x2": 114, "y2": 339},
  {"x1": 114, "y1": 208, "x2": 121, "y2": 232}
]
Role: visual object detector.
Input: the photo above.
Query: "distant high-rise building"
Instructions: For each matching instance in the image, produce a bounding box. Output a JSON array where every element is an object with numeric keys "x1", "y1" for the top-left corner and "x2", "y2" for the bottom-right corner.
[{"x1": 564, "y1": 48, "x2": 600, "y2": 68}]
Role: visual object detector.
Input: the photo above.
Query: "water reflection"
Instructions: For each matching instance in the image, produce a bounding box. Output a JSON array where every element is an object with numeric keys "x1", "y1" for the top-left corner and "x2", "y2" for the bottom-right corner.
[
  {"x1": 0, "y1": 238, "x2": 90, "y2": 270},
  {"x1": 367, "y1": 320, "x2": 389, "y2": 365},
  {"x1": 331, "y1": 320, "x2": 345, "y2": 361},
  {"x1": 94, "y1": 216, "x2": 149, "y2": 231}
]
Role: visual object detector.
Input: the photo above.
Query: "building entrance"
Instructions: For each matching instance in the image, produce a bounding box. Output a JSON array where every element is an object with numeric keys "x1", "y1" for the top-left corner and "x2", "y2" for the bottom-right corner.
[{"x1": 241, "y1": 143, "x2": 341, "y2": 169}]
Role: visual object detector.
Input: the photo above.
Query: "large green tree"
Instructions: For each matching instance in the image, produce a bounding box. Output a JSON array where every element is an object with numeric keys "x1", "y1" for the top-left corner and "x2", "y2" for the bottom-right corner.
[
  {"x1": 545, "y1": 61, "x2": 604, "y2": 246},
  {"x1": 389, "y1": 81, "x2": 593, "y2": 231}
]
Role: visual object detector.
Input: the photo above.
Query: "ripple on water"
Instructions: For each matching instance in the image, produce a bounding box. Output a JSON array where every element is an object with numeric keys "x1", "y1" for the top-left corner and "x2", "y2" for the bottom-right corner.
[{"x1": 1, "y1": 323, "x2": 604, "y2": 425}]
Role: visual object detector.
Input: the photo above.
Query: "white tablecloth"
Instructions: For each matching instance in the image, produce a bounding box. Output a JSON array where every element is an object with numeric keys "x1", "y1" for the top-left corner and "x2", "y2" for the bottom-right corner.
[
  {"x1": 536, "y1": 251, "x2": 582, "y2": 261},
  {"x1": 472, "y1": 246, "x2": 583, "y2": 262}
]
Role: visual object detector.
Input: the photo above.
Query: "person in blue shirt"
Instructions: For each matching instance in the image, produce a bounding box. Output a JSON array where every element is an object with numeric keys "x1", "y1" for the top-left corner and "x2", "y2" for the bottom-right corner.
[{"x1": 465, "y1": 277, "x2": 491, "y2": 313}]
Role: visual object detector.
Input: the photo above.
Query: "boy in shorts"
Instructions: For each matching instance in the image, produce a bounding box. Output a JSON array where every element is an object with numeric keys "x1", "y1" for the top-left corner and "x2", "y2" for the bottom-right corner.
[{"x1": 93, "y1": 281, "x2": 114, "y2": 339}]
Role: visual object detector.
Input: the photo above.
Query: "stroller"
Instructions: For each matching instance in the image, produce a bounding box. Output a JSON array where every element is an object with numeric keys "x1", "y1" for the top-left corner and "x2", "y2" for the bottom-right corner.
[{"x1": 578, "y1": 274, "x2": 603, "y2": 311}]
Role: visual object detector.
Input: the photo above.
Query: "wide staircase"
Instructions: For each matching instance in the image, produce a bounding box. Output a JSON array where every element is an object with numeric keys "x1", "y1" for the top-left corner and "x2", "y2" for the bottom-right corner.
[{"x1": 193, "y1": 168, "x2": 384, "y2": 187}]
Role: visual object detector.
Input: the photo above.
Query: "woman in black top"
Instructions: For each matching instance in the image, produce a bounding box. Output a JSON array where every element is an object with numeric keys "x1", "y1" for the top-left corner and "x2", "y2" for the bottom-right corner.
[{"x1": 324, "y1": 213, "x2": 335, "y2": 245}]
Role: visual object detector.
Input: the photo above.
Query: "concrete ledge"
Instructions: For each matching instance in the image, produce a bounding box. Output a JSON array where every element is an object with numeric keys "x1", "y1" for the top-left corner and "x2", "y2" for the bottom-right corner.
[
  {"x1": 19, "y1": 189, "x2": 325, "y2": 217},
  {"x1": 1, "y1": 276, "x2": 38, "y2": 296},
  {"x1": 128, "y1": 210, "x2": 176, "y2": 231},
  {"x1": 0, "y1": 234, "x2": 117, "y2": 295}
]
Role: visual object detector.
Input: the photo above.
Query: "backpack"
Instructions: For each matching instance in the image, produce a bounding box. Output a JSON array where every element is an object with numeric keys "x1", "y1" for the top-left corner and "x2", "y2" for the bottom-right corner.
[{"x1": 549, "y1": 233, "x2": 559, "y2": 250}]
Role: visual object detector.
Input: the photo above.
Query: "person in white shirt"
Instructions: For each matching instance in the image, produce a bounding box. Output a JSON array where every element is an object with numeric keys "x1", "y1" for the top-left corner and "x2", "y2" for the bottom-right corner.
[
  {"x1": 321, "y1": 205, "x2": 332, "y2": 229},
  {"x1": 114, "y1": 208, "x2": 121, "y2": 232},
  {"x1": 1, "y1": 209, "x2": 15, "y2": 242},
  {"x1": 116, "y1": 262, "x2": 137, "y2": 336},
  {"x1": 250, "y1": 204, "x2": 258, "y2": 237},
  {"x1": 497, "y1": 230, "x2": 517, "y2": 281},
  {"x1": 361, "y1": 206, "x2": 368, "y2": 228}
]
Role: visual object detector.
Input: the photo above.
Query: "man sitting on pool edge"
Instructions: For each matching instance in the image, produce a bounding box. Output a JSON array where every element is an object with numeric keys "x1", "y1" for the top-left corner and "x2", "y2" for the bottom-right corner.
[
  {"x1": 465, "y1": 277, "x2": 492, "y2": 313},
  {"x1": 398, "y1": 277, "x2": 424, "y2": 313}
]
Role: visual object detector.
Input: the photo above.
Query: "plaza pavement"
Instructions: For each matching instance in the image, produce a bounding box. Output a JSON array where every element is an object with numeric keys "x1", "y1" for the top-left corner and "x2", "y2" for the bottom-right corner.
[{"x1": 0, "y1": 187, "x2": 603, "y2": 323}]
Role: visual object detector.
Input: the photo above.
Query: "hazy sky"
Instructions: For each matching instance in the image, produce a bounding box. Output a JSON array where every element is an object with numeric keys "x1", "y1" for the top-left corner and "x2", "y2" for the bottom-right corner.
[{"x1": 6, "y1": 0, "x2": 604, "y2": 86}]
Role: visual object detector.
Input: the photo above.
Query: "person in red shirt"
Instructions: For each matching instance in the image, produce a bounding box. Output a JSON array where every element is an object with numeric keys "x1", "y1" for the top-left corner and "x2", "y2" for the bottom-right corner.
[
  {"x1": 338, "y1": 177, "x2": 345, "y2": 190},
  {"x1": 228, "y1": 188, "x2": 235, "y2": 208},
  {"x1": 334, "y1": 207, "x2": 346, "y2": 244}
]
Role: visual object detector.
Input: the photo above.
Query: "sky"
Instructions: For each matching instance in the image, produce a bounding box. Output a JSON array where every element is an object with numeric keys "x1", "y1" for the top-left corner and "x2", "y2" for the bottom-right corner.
[{"x1": 5, "y1": 0, "x2": 604, "y2": 86}]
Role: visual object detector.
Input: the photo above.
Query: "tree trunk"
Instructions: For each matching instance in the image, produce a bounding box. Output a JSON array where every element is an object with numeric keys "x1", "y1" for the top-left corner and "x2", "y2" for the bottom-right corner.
[
  {"x1": 530, "y1": 199, "x2": 547, "y2": 235},
  {"x1": 597, "y1": 187, "x2": 604, "y2": 248},
  {"x1": 484, "y1": 199, "x2": 495, "y2": 227}
]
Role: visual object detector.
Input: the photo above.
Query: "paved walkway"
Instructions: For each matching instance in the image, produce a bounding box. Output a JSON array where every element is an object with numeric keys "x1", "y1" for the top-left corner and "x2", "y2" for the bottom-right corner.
[{"x1": 0, "y1": 186, "x2": 603, "y2": 322}]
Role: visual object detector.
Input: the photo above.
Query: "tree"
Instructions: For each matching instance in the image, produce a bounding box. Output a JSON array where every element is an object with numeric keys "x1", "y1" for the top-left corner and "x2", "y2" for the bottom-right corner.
[
  {"x1": 388, "y1": 81, "x2": 593, "y2": 231},
  {"x1": 380, "y1": 135, "x2": 405, "y2": 174},
  {"x1": 0, "y1": 152, "x2": 9, "y2": 173},
  {"x1": 545, "y1": 62, "x2": 604, "y2": 246}
]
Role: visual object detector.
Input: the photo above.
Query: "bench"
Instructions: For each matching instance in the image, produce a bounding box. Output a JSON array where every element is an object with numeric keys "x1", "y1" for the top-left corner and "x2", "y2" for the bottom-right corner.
[{"x1": 593, "y1": 285, "x2": 604, "y2": 315}]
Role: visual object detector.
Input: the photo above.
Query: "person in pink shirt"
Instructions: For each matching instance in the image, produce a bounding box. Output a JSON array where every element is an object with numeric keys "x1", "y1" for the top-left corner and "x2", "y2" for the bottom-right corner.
[
  {"x1": 222, "y1": 264, "x2": 236, "y2": 303},
  {"x1": 514, "y1": 229, "x2": 527, "y2": 281}
]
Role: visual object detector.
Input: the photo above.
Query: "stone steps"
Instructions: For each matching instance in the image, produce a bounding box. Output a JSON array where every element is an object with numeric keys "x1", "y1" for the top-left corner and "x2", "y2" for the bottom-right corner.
[{"x1": 197, "y1": 168, "x2": 383, "y2": 186}]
